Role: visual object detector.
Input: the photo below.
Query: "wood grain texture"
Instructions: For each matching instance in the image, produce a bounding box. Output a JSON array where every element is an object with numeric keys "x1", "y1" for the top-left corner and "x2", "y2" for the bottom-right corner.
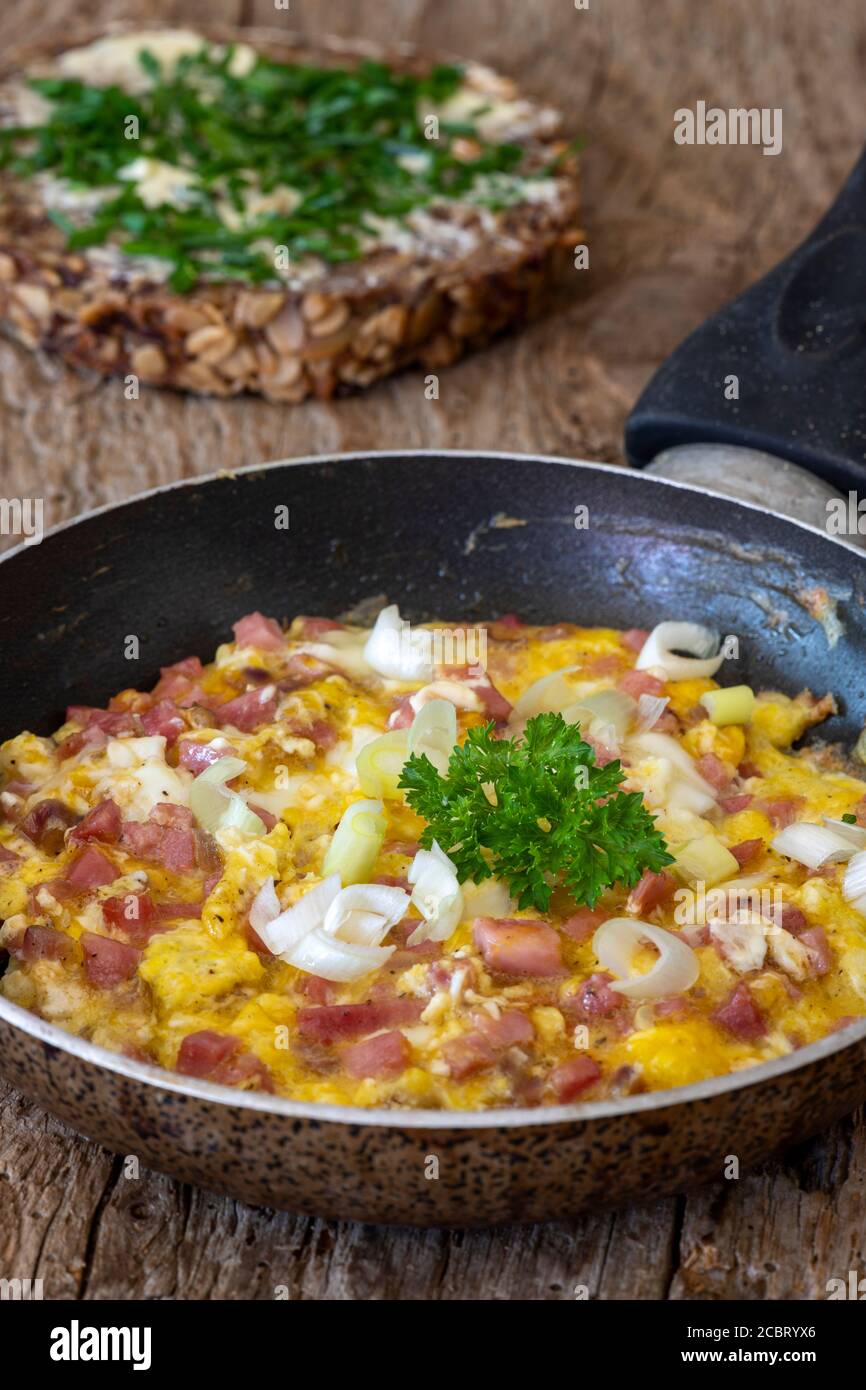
[{"x1": 2, "y1": 0, "x2": 866, "y2": 1300}]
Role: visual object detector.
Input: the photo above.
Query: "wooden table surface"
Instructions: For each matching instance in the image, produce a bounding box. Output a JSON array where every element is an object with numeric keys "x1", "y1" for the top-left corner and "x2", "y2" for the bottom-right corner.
[{"x1": 2, "y1": 0, "x2": 866, "y2": 1300}]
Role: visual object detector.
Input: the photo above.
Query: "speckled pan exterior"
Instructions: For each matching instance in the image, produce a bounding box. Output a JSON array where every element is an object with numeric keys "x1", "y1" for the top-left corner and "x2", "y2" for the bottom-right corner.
[
  {"x1": 3, "y1": 993, "x2": 866, "y2": 1225},
  {"x1": 2, "y1": 452, "x2": 866, "y2": 1225}
]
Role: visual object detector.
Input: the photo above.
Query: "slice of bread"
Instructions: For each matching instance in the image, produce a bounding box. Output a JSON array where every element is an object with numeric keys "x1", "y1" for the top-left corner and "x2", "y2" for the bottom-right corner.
[{"x1": 0, "y1": 23, "x2": 580, "y2": 403}]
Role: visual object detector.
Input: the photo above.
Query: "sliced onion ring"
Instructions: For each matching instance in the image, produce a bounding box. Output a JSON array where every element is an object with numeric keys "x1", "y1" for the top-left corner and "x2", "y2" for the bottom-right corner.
[
  {"x1": 407, "y1": 840, "x2": 463, "y2": 945},
  {"x1": 363, "y1": 604, "x2": 434, "y2": 682},
  {"x1": 636, "y1": 622, "x2": 724, "y2": 681},
  {"x1": 592, "y1": 916, "x2": 699, "y2": 999},
  {"x1": 772, "y1": 822, "x2": 856, "y2": 871}
]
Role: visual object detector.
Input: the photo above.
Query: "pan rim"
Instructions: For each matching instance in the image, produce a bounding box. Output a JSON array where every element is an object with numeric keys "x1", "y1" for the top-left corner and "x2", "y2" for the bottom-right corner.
[
  {"x1": 2, "y1": 986, "x2": 865, "y2": 1129},
  {"x1": 1, "y1": 448, "x2": 864, "y2": 1130},
  {"x1": 0, "y1": 447, "x2": 862, "y2": 567}
]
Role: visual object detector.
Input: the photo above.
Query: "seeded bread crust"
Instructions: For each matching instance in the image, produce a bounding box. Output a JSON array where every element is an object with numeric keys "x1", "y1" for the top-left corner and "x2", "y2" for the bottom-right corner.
[{"x1": 0, "y1": 23, "x2": 580, "y2": 401}]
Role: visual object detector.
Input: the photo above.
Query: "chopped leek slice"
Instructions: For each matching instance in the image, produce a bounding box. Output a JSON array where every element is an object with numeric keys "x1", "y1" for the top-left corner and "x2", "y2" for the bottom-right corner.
[
  {"x1": 356, "y1": 730, "x2": 410, "y2": 799},
  {"x1": 408, "y1": 698, "x2": 458, "y2": 776},
  {"x1": 322, "y1": 798, "x2": 387, "y2": 884},
  {"x1": 672, "y1": 834, "x2": 740, "y2": 887},
  {"x1": 189, "y1": 755, "x2": 265, "y2": 837},
  {"x1": 700, "y1": 685, "x2": 756, "y2": 726}
]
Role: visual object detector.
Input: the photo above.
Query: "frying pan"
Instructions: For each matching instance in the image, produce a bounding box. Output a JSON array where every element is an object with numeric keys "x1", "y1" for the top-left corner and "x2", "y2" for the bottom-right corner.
[{"x1": 1, "y1": 448, "x2": 865, "y2": 1226}]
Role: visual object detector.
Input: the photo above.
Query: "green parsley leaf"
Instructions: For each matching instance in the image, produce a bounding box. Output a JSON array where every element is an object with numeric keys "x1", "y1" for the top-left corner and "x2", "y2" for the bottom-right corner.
[
  {"x1": 842, "y1": 813, "x2": 858, "y2": 825},
  {"x1": 398, "y1": 711, "x2": 673, "y2": 913}
]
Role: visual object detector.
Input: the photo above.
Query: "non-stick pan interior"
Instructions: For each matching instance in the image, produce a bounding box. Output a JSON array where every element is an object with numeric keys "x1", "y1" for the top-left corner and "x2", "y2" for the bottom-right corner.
[{"x1": 2, "y1": 452, "x2": 863, "y2": 746}]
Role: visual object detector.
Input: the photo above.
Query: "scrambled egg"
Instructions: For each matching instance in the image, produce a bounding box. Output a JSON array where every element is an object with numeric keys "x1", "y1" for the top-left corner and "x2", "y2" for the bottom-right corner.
[{"x1": 1, "y1": 611, "x2": 865, "y2": 1111}]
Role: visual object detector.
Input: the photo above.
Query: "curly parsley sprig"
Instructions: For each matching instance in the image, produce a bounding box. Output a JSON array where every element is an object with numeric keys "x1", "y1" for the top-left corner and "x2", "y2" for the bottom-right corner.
[{"x1": 398, "y1": 712, "x2": 673, "y2": 912}]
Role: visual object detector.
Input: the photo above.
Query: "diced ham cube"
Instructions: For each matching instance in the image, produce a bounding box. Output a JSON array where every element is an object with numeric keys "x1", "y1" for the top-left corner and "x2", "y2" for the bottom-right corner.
[
  {"x1": 81, "y1": 931, "x2": 141, "y2": 988},
  {"x1": 66, "y1": 705, "x2": 135, "y2": 736},
  {"x1": 19, "y1": 798, "x2": 80, "y2": 855},
  {"x1": 800, "y1": 926, "x2": 832, "y2": 977},
  {"x1": 387, "y1": 697, "x2": 415, "y2": 730},
  {"x1": 176, "y1": 1030, "x2": 240, "y2": 1077},
  {"x1": 140, "y1": 698, "x2": 186, "y2": 746},
  {"x1": 696, "y1": 752, "x2": 730, "y2": 789},
  {"x1": 442, "y1": 1031, "x2": 496, "y2": 1080},
  {"x1": 719, "y1": 793, "x2": 753, "y2": 814},
  {"x1": 622, "y1": 628, "x2": 650, "y2": 653},
  {"x1": 151, "y1": 656, "x2": 204, "y2": 706},
  {"x1": 627, "y1": 869, "x2": 676, "y2": 915},
  {"x1": 738, "y1": 760, "x2": 763, "y2": 780},
  {"x1": 562, "y1": 907, "x2": 607, "y2": 942},
  {"x1": 297, "y1": 998, "x2": 423, "y2": 1043},
  {"x1": 177, "y1": 739, "x2": 224, "y2": 774},
  {"x1": 216, "y1": 687, "x2": 277, "y2": 732},
  {"x1": 8, "y1": 924, "x2": 74, "y2": 962},
  {"x1": 472, "y1": 1008, "x2": 534, "y2": 1048},
  {"x1": 713, "y1": 982, "x2": 766, "y2": 1039},
  {"x1": 232, "y1": 611, "x2": 285, "y2": 651},
  {"x1": 66, "y1": 846, "x2": 116, "y2": 889},
  {"x1": 69, "y1": 798, "x2": 121, "y2": 845},
  {"x1": 618, "y1": 669, "x2": 665, "y2": 699},
  {"x1": 565, "y1": 971, "x2": 624, "y2": 1020},
  {"x1": 294, "y1": 616, "x2": 344, "y2": 638},
  {"x1": 442, "y1": 666, "x2": 512, "y2": 722},
  {"x1": 758, "y1": 796, "x2": 805, "y2": 828},
  {"x1": 286, "y1": 718, "x2": 337, "y2": 750},
  {"x1": 729, "y1": 838, "x2": 764, "y2": 869},
  {"x1": 472, "y1": 917, "x2": 564, "y2": 977},
  {"x1": 248, "y1": 802, "x2": 277, "y2": 832},
  {"x1": 549, "y1": 1054, "x2": 601, "y2": 1101},
  {"x1": 0, "y1": 843, "x2": 22, "y2": 865},
  {"x1": 343, "y1": 1030, "x2": 410, "y2": 1080}
]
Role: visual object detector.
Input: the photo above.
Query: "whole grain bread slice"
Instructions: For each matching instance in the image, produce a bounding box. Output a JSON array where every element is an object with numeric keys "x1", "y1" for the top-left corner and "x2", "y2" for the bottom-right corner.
[{"x1": 0, "y1": 23, "x2": 581, "y2": 402}]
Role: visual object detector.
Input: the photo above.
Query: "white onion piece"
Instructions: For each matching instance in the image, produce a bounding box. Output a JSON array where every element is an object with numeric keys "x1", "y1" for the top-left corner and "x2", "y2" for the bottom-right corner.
[
  {"x1": 408, "y1": 698, "x2": 458, "y2": 777},
  {"x1": 407, "y1": 840, "x2": 463, "y2": 945},
  {"x1": 636, "y1": 622, "x2": 724, "y2": 680},
  {"x1": 843, "y1": 851, "x2": 866, "y2": 909},
  {"x1": 592, "y1": 916, "x2": 699, "y2": 999},
  {"x1": 285, "y1": 929, "x2": 395, "y2": 982},
  {"x1": 629, "y1": 731, "x2": 717, "y2": 794},
  {"x1": 409, "y1": 680, "x2": 481, "y2": 714},
  {"x1": 249, "y1": 877, "x2": 281, "y2": 935},
  {"x1": 772, "y1": 822, "x2": 855, "y2": 870},
  {"x1": 255, "y1": 874, "x2": 341, "y2": 956},
  {"x1": 460, "y1": 877, "x2": 516, "y2": 918},
  {"x1": 562, "y1": 689, "x2": 637, "y2": 743},
  {"x1": 321, "y1": 882, "x2": 410, "y2": 945},
  {"x1": 298, "y1": 628, "x2": 373, "y2": 679},
  {"x1": 363, "y1": 604, "x2": 434, "y2": 681},
  {"x1": 709, "y1": 914, "x2": 767, "y2": 973},
  {"x1": 322, "y1": 798, "x2": 386, "y2": 884},
  {"x1": 189, "y1": 755, "x2": 266, "y2": 837},
  {"x1": 636, "y1": 694, "x2": 670, "y2": 732},
  {"x1": 510, "y1": 667, "x2": 581, "y2": 722},
  {"x1": 822, "y1": 816, "x2": 866, "y2": 850}
]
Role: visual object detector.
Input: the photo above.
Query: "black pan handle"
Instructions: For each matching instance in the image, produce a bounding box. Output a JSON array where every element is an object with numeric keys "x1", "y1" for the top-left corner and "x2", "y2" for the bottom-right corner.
[{"x1": 625, "y1": 143, "x2": 866, "y2": 493}]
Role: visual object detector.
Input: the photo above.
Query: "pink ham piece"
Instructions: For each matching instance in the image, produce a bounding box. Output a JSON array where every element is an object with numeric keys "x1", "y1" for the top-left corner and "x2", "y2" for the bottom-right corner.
[
  {"x1": 19, "y1": 798, "x2": 80, "y2": 854},
  {"x1": 233, "y1": 611, "x2": 285, "y2": 651},
  {"x1": 66, "y1": 846, "x2": 116, "y2": 889},
  {"x1": 585, "y1": 653, "x2": 622, "y2": 677},
  {"x1": 443, "y1": 666, "x2": 513, "y2": 722},
  {"x1": 618, "y1": 669, "x2": 665, "y2": 699},
  {"x1": 216, "y1": 687, "x2": 277, "y2": 732},
  {"x1": 212, "y1": 1051, "x2": 274, "y2": 1092},
  {"x1": 773, "y1": 903, "x2": 807, "y2": 935},
  {"x1": 296, "y1": 973, "x2": 337, "y2": 1005},
  {"x1": 801, "y1": 926, "x2": 832, "y2": 977},
  {"x1": 279, "y1": 652, "x2": 335, "y2": 692},
  {"x1": 69, "y1": 799, "x2": 121, "y2": 845},
  {"x1": 562, "y1": 907, "x2": 607, "y2": 943},
  {"x1": 57, "y1": 727, "x2": 107, "y2": 760},
  {"x1": 297, "y1": 998, "x2": 424, "y2": 1043},
  {"x1": 473, "y1": 917, "x2": 564, "y2": 977},
  {"x1": 627, "y1": 869, "x2": 676, "y2": 915},
  {"x1": 140, "y1": 699, "x2": 186, "y2": 746},
  {"x1": 622, "y1": 628, "x2": 649, "y2": 653},
  {"x1": 758, "y1": 796, "x2": 805, "y2": 828},
  {"x1": 565, "y1": 971, "x2": 624, "y2": 1021},
  {"x1": 713, "y1": 982, "x2": 766, "y2": 1040},
  {"x1": 549, "y1": 1054, "x2": 601, "y2": 1102},
  {"x1": 343, "y1": 1030, "x2": 411, "y2": 1080},
  {"x1": 387, "y1": 697, "x2": 415, "y2": 730},
  {"x1": 248, "y1": 802, "x2": 277, "y2": 831},
  {"x1": 176, "y1": 1030, "x2": 240, "y2": 1077},
  {"x1": 719, "y1": 793, "x2": 753, "y2": 814},
  {"x1": 81, "y1": 931, "x2": 141, "y2": 988},
  {"x1": 151, "y1": 656, "x2": 204, "y2": 706},
  {"x1": 120, "y1": 804, "x2": 196, "y2": 872},
  {"x1": 0, "y1": 844, "x2": 22, "y2": 865},
  {"x1": 696, "y1": 753, "x2": 730, "y2": 790},
  {"x1": 286, "y1": 717, "x2": 337, "y2": 750},
  {"x1": 177, "y1": 739, "x2": 224, "y2": 774},
  {"x1": 66, "y1": 705, "x2": 135, "y2": 736},
  {"x1": 729, "y1": 838, "x2": 764, "y2": 869},
  {"x1": 7, "y1": 924, "x2": 74, "y2": 962},
  {"x1": 443, "y1": 1009, "x2": 534, "y2": 1080}
]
